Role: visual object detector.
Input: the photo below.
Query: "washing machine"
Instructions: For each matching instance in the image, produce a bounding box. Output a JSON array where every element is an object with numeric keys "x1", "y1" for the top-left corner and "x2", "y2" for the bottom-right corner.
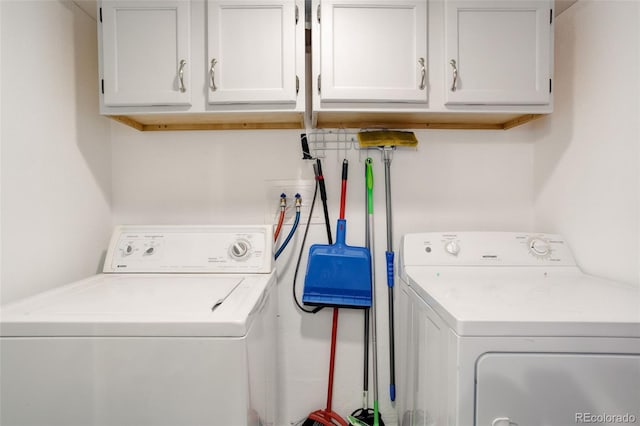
[
  {"x1": 1, "y1": 225, "x2": 277, "y2": 426},
  {"x1": 397, "y1": 232, "x2": 640, "y2": 426}
]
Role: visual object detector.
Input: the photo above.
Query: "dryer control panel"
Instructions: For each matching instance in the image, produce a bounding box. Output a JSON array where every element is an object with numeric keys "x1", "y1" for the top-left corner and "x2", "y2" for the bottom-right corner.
[
  {"x1": 401, "y1": 232, "x2": 575, "y2": 266},
  {"x1": 103, "y1": 225, "x2": 274, "y2": 273}
]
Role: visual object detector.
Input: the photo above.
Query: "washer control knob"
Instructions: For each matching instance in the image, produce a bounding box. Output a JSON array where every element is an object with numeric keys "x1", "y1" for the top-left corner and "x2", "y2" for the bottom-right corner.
[
  {"x1": 529, "y1": 237, "x2": 550, "y2": 257},
  {"x1": 444, "y1": 240, "x2": 460, "y2": 256},
  {"x1": 144, "y1": 246, "x2": 155, "y2": 256},
  {"x1": 230, "y1": 240, "x2": 251, "y2": 260}
]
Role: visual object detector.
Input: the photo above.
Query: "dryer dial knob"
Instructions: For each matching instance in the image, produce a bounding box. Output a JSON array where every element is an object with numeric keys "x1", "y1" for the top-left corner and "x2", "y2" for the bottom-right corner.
[
  {"x1": 122, "y1": 243, "x2": 134, "y2": 256},
  {"x1": 230, "y1": 240, "x2": 251, "y2": 260},
  {"x1": 529, "y1": 237, "x2": 550, "y2": 257},
  {"x1": 444, "y1": 240, "x2": 460, "y2": 256}
]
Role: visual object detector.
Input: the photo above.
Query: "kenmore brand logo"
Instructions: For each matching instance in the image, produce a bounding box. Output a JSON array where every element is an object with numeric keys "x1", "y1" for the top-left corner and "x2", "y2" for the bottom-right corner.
[{"x1": 117, "y1": 265, "x2": 127, "y2": 268}]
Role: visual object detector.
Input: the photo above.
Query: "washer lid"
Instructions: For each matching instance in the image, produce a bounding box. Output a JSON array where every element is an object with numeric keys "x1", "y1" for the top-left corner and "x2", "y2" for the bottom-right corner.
[
  {"x1": 404, "y1": 266, "x2": 640, "y2": 337},
  {"x1": 0, "y1": 273, "x2": 274, "y2": 337}
]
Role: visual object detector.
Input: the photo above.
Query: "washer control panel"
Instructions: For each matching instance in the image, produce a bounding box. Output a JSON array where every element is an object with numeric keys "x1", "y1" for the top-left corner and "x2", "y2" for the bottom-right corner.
[
  {"x1": 401, "y1": 232, "x2": 575, "y2": 266},
  {"x1": 104, "y1": 225, "x2": 273, "y2": 273}
]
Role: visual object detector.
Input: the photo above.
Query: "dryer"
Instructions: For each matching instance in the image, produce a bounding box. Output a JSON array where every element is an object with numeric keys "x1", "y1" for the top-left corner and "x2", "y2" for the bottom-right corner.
[
  {"x1": 1, "y1": 225, "x2": 277, "y2": 426},
  {"x1": 398, "y1": 232, "x2": 640, "y2": 426}
]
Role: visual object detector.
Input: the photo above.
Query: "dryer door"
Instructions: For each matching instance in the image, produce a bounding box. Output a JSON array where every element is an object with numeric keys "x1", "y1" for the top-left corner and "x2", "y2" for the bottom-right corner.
[{"x1": 475, "y1": 353, "x2": 640, "y2": 426}]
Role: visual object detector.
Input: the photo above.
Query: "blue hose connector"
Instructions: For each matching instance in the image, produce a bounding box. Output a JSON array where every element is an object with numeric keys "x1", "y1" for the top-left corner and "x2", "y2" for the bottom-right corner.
[{"x1": 390, "y1": 384, "x2": 396, "y2": 401}]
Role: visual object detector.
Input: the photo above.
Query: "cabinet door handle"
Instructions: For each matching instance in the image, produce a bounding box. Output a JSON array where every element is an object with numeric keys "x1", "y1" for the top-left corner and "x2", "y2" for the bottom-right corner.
[
  {"x1": 418, "y1": 57, "x2": 426, "y2": 90},
  {"x1": 210, "y1": 59, "x2": 218, "y2": 91},
  {"x1": 178, "y1": 59, "x2": 187, "y2": 93},
  {"x1": 449, "y1": 59, "x2": 458, "y2": 92},
  {"x1": 492, "y1": 418, "x2": 518, "y2": 426}
]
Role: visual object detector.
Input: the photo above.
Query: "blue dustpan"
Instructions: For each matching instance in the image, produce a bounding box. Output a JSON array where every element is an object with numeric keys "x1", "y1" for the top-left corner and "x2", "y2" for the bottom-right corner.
[{"x1": 303, "y1": 219, "x2": 372, "y2": 308}]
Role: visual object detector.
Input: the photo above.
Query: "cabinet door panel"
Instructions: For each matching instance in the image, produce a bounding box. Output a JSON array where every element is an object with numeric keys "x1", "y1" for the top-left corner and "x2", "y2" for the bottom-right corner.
[
  {"x1": 207, "y1": 0, "x2": 297, "y2": 104},
  {"x1": 320, "y1": 0, "x2": 427, "y2": 103},
  {"x1": 445, "y1": 0, "x2": 551, "y2": 105},
  {"x1": 101, "y1": 0, "x2": 191, "y2": 106}
]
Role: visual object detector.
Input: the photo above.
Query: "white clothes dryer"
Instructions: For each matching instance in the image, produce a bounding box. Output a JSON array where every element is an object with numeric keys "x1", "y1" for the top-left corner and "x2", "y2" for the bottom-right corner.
[
  {"x1": 398, "y1": 232, "x2": 640, "y2": 426},
  {"x1": 1, "y1": 225, "x2": 277, "y2": 426}
]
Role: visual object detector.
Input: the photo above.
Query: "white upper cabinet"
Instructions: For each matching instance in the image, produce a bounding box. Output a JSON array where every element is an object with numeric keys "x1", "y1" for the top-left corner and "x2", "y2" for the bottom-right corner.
[
  {"x1": 98, "y1": 0, "x2": 305, "y2": 130},
  {"x1": 100, "y1": 0, "x2": 191, "y2": 106},
  {"x1": 97, "y1": 0, "x2": 554, "y2": 130},
  {"x1": 207, "y1": 0, "x2": 298, "y2": 104},
  {"x1": 312, "y1": 0, "x2": 554, "y2": 129},
  {"x1": 445, "y1": 0, "x2": 552, "y2": 105},
  {"x1": 317, "y1": 0, "x2": 428, "y2": 103}
]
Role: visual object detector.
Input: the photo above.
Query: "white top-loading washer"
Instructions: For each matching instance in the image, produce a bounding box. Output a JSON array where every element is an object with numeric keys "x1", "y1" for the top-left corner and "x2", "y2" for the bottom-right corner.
[
  {"x1": 1, "y1": 225, "x2": 277, "y2": 426},
  {"x1": 398, "y1": 232, "x2": 640, "y2": 426}
]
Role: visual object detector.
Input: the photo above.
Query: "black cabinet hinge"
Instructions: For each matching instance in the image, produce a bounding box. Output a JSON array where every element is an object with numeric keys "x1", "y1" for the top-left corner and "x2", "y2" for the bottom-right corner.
[
  {"x1": 99, "y1": 7, "x2": 102, "y2": 22},
  {"x1": 549, "y1": 78, "x2": 552, "y2": 93},
  {"x1": 550, "y1": 9, "x2": 553, "y2": 24},
  {"x1": 295, "y1": 5, "x2": 299, "y2": 25},
  {"x1": 101, "y1": 79, "x2": 105, "y2": 94},
  {"x1": 296, "y1": 75, "x2": 299, "y2": 95},
  {"x1": 317, "y1": 4, "x2": 320, "y2": 23}
]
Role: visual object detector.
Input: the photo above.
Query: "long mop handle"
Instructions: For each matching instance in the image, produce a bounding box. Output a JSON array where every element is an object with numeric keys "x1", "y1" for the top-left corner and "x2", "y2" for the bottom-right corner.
[
  {"x1": 382, "y1": 148, "x2": 396, "y2": 402},
  {"x1": 326, "y1": 307, "x2": 339, "y2": 412},
  {"x1": 366, "y1": 159, "x2": 380, "y2": 426},
  {"x1": 362, "y1": 161, "x2": 371, "y2": 410}
]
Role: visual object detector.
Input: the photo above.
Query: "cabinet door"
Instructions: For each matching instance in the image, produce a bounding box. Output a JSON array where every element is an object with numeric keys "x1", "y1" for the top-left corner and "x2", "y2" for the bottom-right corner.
[
  {"x1": 445, "y1": 0, "x2": 552, "y2": 105},
  {"x1": 100, "y1": 0, "x2": 191, "y2": 106},
  {"x1": 319, "y1": 0, "x2": 427, "y2": 103},
  {"x1": 207, "y1": 0, "x2": 297, "y2": 104}
]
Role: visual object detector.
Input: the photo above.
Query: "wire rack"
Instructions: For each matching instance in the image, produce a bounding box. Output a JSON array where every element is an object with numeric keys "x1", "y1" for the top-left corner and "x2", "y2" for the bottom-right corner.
[
  {"x1": 305, "y1": 129, "x2": 414, "y2": 162},
  {"x1": 305, "y1": 129, "x2": 359, "y2": 159}
]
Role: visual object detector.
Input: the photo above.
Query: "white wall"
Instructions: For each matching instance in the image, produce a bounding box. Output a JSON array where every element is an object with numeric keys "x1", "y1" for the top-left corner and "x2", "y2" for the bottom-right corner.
[
  {"x1": 532, "y1": 0, "x2": 640, "y2": 286},
  {"x1": 0, "y1": 0, "x2": 112, "y2": 303},
  {"x1": 110, "y1": 122, "x2": 536, "y2": 425}
]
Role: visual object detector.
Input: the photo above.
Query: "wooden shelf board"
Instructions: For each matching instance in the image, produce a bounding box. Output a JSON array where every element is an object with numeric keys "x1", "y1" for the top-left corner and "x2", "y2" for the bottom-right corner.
[
  {"x1": 108, "y1": 112, "x2": 305, "y2": 131},
  {"x1": 315, "y1": 112, "x2": 545, "y2": 130},
  {"x1": 107, "y1": 111, "x2": 545, "y2": 132}
]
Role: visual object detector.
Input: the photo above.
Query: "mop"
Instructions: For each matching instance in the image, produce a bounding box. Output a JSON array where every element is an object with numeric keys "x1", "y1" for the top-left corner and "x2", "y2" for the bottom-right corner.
[{"x1": 357, "y1": 131, "x2": 418, "y2": 403}]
